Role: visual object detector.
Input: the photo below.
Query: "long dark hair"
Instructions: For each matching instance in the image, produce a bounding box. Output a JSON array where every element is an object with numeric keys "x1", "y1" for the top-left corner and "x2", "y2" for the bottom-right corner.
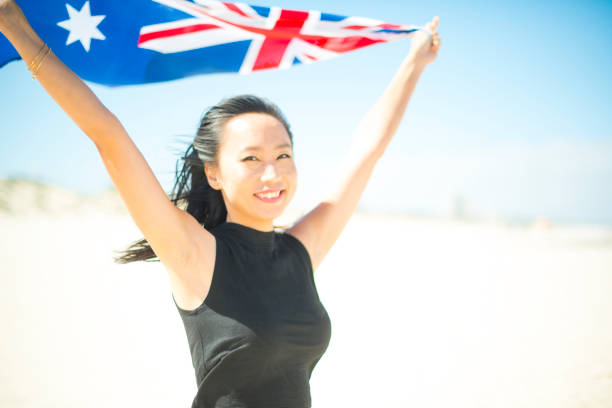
[{"x1": 113, "y1": 94, "x2": 293, "y2": 264}]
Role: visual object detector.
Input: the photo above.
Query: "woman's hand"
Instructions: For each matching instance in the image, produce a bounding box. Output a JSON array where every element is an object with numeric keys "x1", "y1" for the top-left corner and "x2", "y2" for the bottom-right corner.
[
  {"x1": 0, "y1": 0, "x2": 22, "y2": 33},
  {"x1": 0, "y1": 0, "x2": 15, "y2": 12},
  {"x1": 408, "y1": 16, "x2": 441, "y2": 67}
]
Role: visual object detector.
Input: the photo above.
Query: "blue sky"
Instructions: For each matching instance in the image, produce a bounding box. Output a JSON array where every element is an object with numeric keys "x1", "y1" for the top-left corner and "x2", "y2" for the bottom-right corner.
[{"x1": 1, "y1": 0, "x2": 611, "y2": 225}]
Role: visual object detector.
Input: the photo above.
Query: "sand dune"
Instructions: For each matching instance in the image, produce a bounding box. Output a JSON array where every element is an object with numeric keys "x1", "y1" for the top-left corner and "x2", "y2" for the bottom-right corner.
[{"x1": 1, "y1": 180, "x2": 611, "y2": 407}]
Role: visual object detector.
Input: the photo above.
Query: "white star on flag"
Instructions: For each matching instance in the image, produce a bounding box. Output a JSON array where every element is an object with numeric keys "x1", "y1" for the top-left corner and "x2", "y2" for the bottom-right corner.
[{"x1": 57, "y1": 1, "x2": 106, "y2": 52}]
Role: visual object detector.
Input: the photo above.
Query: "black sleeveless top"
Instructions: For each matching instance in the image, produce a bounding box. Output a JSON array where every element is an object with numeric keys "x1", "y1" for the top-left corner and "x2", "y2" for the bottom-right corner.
[{"x1": 172, "y1": 221, "x2": 332, "y2": 408}]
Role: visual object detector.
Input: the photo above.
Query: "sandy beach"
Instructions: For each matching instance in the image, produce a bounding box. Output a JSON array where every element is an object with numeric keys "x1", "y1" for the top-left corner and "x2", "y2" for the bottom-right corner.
[{"x1": 1, "y1": 180, "x2": 611, "y2": 407}]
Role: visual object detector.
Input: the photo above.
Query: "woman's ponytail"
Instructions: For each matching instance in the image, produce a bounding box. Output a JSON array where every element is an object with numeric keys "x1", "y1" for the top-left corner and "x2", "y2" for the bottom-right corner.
[{"x1": 175, "y1": 143, "x2": 227, "y2": 229}]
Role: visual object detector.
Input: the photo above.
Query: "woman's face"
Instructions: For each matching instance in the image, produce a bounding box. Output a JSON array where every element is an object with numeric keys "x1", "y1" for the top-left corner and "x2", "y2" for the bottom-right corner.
[{"x1": 205, "y1": 112, "x2": 297, "y2": 231}]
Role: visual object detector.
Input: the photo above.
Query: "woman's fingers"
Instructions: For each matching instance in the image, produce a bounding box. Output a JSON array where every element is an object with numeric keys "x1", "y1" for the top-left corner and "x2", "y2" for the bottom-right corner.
[
  {"x1": 426, "y1": 16, "x2": 439, "y2": 32},
  {"x1": 426, "y1": 16, "x2": 440, "y2": 49},
  {"x1": 407, "y1": 15, "x2": 440, "y2": 64},
  {"x1": 433, "y1": 37, "x2": 441, "y2": 50}
]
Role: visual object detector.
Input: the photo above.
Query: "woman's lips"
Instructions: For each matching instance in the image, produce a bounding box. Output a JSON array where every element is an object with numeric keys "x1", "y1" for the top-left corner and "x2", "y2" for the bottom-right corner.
[{"x1": 254, "y1": 189, "x2": 284, "y2": 203}]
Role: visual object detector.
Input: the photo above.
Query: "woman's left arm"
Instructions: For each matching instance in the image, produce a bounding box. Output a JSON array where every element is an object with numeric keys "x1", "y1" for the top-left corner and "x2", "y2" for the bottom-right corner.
[{"x1": 287, "y1": 17, "x2": 441, "y2": 272}]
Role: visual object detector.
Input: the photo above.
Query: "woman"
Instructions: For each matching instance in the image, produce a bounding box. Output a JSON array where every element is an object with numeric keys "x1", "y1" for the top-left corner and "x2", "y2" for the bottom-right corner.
[{"x1": 0, "y1": 0, "x2": 441, "y2": 406}]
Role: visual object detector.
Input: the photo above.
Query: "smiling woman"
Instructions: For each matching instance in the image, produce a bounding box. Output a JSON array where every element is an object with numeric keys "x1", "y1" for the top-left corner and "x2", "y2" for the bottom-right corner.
[
  {"x1": 112, "y1": 94, "x2": 335, "y2": 408},
  {"x1": 0, "y1": 0, "x2": 441, "y2": 406}
]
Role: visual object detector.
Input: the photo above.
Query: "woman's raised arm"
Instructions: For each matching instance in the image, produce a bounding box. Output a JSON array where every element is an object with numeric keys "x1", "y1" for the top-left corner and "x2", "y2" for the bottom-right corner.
[
  {"x1": 287, "y1": 17, "x2": 441, "y2": 272},
  {"x1": 0, "y1": 1, "x2": 215, "y2": 289}
]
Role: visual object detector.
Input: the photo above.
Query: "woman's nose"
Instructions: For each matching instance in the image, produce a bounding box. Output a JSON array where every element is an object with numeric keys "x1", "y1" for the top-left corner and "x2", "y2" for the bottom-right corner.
[{"x1": 260, "y1": 162, "x2": 280, "y2": 182}]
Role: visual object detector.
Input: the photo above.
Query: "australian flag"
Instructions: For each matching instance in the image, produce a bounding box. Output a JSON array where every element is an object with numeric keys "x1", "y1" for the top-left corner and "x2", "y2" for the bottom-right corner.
[{"x1": 0, "y1": 0, "x2": 421, "y2": 86}]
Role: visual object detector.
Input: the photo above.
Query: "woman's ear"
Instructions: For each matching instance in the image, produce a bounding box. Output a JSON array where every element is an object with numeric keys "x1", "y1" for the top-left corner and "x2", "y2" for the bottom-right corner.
[{"x1": 204, "y1": 164, "x2": 221, "y2": 190}]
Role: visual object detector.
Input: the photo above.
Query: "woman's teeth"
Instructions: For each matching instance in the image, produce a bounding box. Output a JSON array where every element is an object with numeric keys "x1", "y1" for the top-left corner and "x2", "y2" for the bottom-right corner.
[{"x1": 256, "y1": 190, "x2": 281, "y2": 199}]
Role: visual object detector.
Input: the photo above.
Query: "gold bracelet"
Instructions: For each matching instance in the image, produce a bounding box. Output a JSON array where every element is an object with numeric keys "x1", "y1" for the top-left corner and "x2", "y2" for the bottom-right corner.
[
  {"x1": 30, "y1": 44, "x2": 51, "y2": 81},
  {"x1": 27, "y1": 42, "x2": 48, "y2": 72}
]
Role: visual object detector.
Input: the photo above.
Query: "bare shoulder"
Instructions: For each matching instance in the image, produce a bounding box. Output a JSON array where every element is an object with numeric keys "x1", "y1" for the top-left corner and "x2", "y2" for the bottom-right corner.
[{"x1": 166, "y1": 211, "x2": 217, "y2": 311}]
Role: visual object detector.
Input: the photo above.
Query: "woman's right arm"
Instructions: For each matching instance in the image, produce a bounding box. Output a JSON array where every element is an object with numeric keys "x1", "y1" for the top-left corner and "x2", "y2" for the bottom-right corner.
[{"x1": 0, "y1": 1, "x2": 215, "y2": 283}]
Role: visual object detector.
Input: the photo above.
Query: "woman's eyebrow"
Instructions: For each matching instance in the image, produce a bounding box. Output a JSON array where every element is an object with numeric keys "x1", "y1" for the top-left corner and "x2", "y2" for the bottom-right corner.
[{"x1": 240, "y1": 143, "x2": 292, "y2": 152}]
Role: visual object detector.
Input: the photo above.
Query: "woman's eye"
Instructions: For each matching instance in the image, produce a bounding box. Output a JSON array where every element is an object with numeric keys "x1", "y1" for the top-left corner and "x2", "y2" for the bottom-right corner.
[{"x1": 242, "y1": 154, "x2": 290, "y2": 161}]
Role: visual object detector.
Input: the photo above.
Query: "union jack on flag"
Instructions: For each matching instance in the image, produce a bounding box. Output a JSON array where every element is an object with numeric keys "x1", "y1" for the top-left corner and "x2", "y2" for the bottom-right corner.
[{"x1": 0, "y1": 0, "x2": 424, "y2": 86}]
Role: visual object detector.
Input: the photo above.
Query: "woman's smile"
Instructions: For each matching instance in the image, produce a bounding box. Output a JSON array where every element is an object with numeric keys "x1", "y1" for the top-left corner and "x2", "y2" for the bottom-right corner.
[{"x1": 254, "y1": 189, "x2": 285, "y2": 203}]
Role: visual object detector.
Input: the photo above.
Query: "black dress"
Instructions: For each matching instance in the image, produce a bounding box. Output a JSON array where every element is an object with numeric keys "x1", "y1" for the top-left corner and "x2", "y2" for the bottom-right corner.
[{"x1": 172, "y1": 221, "x2": 332, "y2": 408}]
